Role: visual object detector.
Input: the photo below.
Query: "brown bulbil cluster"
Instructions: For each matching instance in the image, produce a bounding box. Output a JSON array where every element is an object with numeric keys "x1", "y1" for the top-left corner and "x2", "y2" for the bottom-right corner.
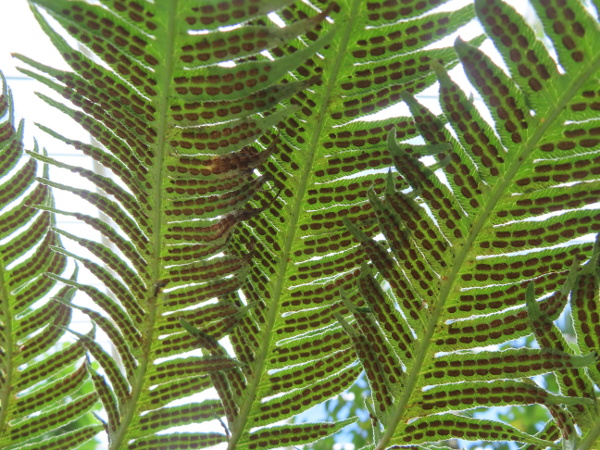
[
  {"x1": 248, "y1": 422, "x2": 339, "y2": 449},
  {"x1": 324, "y1": 120, "x2": 417, "y2": 151},
  {"x1": 393, "y1": 150, "x2": 464, "y2": 239},
  {"x1": 517, "y1": 154, "x2": 600, "y2": 188},
  {"x1": 270, "y1": 330, "x2": 351, "y2": 365},
  {"x1": 147, "y1": 377, "x2": 211, "y2": 408},
  {"x1": 170, "y1": 83, "x2": 288, "y2": 123},
  {"x1": 426, "y1": 350, "x2": 578, "y2": 381},
  {"x1": 387, "y1": 191, "x2": 449, "y2": 267},
  {"x1": 187, "y1": 0, "x2": 265, "y2": 28},
  {"x1": 359, "y1": 271, "x2": 414, "y2": 358},
  {"x1": 359, "y1": 236, "x2": 422, "y2": 323},
  {"x1": 18, "y1": 303, "x2": 70, "y2": 361},
  {"x1": 172, "y1": 66, "x2": 272, "y2": 97},
  {"x1": 9, "y1": 394, "x2": 97, "y2": 441},
  {"x1": 283, "y1": 270, "x2": 362, "y2": 309},
  {"x1": 366, "y1": 0, "x2": 442, "y2": 23},
  {"x1": 66, "y1": 235, "x2": 146, "y2": 297},
  {"x1": 149, "y1": 357, "x2": 237, "y2": 383},
  {"x1": 374, "y1": 197, "x2": 437, "y2": 297},
  {"x1": 168, "y1": 256, "x2": 244, "y2": 285},
  {"x1": 130, "y1": 432, "x2": 225, "y2": 450},
  {"x1": 80, "y1": 333, "x2": 131, "y2": 403},
  {"x1": 438, "y1": 310, "x2": 531, "y2": 347},
  {"x1": 479, "y1": 1, "x2": 554, "y2": 92},
  {"x1": 6, "y1": 226, "x2": 59, "y2": 289},
  {"x1": 440, "y1": 80, "x2": 504, "y2": 178},
  {"x1": 280, "y1": 302, "x2": 346, "y2": 336},
  {"x1": 352, "y1": 16, "x2": 451, "y2": 60},
  {"x1": 83, "y1": 309, "x2": 137, "y2": 378},
  {"x1": 269, "y1": 348, "x2": 354, "y2": 391},
  {"x1": 254, "y1": 365, "x2": 361, "y2": 424},
  {"x1": 420, "y1": 382, "x2": 549, "y2": 412},
  {"x1": 449, "y1": 271, "x2": 568, "y2": 316},
  {"x1": 459, "y1": 44, "x2": 529, "y2": 144},
  {"x1": 536, "y1": 0, "x2": 588, "y2": 64},
  {"x1": 411, "y1": 98, "x2": 482, "y2": 209},
  {"x1": 353, "y1": 333, "x2": 394, "y2": 411},
  {"x1": 290, "y1": 247, "x2": 367, "y2": 282},
  {"x1": 137, "y1": 401, "x2": 219, "y2": 433},
  {"x1": 401, "y1": 416, "x2": 525, "y2": 443},
  {"x1": 13, "y1": 364, "x2": 88, "y2": 416},
  {"x1": 570, "y1": 88, "x2": 600, "y2": 115}
]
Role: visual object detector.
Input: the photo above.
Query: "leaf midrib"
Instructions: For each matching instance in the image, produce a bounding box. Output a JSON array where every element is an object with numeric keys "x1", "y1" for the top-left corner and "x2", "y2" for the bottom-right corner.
[
  {"x1": 226, "y1": 1, "x2": 362, "y2": 447},
  {"x1": 0, "y1": 241, "x2": 14, "y2": 439},
  {"x1": 107, "y1": 1, "x2": 178, "y2": 448},
  {"x1": 374, "y1": 52, "x2": 600, "y2": 449}
]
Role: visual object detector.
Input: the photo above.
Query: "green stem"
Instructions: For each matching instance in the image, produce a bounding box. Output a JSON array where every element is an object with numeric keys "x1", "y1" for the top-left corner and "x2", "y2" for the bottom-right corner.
[
  {"x1": 0, "y1": 259, "x2": 14, "y2": 437},
  {"x1": 108, "y1": 0, "x2": 177, "y2": 447},
  {"x1": 578, "y1": 420, "x2": 600, "y2": 450},
  {"x1": 226, "y1": 1, "x2": 361, "y2": 447},
  {"x1": 374, "y1": 48, "x2": 600, "y2": 450}
]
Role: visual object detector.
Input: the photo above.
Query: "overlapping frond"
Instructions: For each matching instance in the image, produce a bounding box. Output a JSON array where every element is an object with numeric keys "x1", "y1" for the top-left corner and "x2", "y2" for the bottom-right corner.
[
  {"x1": 344, "y1": 0, "x2": 600, "y2": 448},
  {"x1": 0, "y1": 73, "x2": 100, "y2": 449},
  {"x1": 192, "y1": 0, "x2": 482, "y2": 447},
  {"x1": 531, "y1": 236, "x2": 600, "y2": 449},
  {"x1": 16, "y1": 0, "x2": 332, "y2": 447}
]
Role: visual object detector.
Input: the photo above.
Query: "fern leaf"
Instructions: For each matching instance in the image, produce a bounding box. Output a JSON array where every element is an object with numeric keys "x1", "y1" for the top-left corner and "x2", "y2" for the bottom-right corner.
[
  {"x1": 15, "y1": 0, "x2": 357, "y2": 447},
  {"x1": 0, "y1": 73, "x2": 98, "y2": 448},
  {"x1": 13, "y1": 0, "x2": 481, "y2": 447},
  {"x1": 200, "y1": 0, "x2": 481, "y2": 446},
  {"x1": 347, "y1": 0, "x2": 600, "y2": 448}
]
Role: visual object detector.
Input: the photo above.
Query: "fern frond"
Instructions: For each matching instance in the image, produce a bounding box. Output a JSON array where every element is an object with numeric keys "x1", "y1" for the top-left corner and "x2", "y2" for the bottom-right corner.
[
  {"x1": 198, "y1": 0, "x2": 482, "y2": 447},
  {"x1": 0, "y1": 73, "x2": 100, "y2": 448},
  {"x1": 346, "y1": 0, "x2": 600, "y2": 448},
  {"x1": 15, "y1": 0, "x2": 360, "y2": 447},
  {"x1": 547, "y1": 235, "x2": 600, "y2": 448}
]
